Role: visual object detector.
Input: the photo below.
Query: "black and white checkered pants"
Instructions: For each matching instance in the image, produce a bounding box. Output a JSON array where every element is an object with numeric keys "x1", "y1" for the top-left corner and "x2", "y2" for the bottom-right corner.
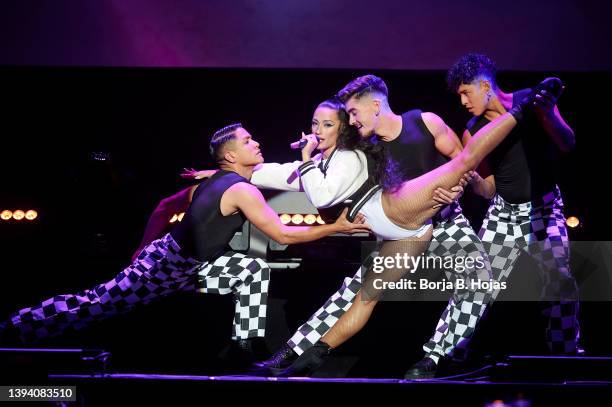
[
  {"x1": 478, "y1": 186, "x2": 580, "y2": 354},
  {"x1": 287, "y1": 203, "x2": 493, "y2": 362},
  {"x1": 10, "y1": 233, "x2": 270, "y2": 343}
]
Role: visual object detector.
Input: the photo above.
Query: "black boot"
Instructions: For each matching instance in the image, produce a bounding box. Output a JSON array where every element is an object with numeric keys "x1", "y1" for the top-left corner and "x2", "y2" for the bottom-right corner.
[
  {"x1": 274, "y1": 341, "x2": 331, "y2": 377},
  {"x1": 251, "y1": 343, "x2": 297, "y2": 374},
  {"x1": 509, "y1": 77, "x2": 563, "y2": 121},
  {"x1": 403, "y1": 357, "x2": 438, "y2": 380},
  {"x1": 221, "y1": 337, "x2": 270, "y2": 371}
]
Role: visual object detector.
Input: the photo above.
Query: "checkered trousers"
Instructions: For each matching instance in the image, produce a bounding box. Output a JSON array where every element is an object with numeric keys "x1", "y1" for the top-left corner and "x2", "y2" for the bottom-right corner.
[
  {"x1": 288, "y1": 202, "x2": 492, "y2": 361},
  {"x1": 478, "y1": 186, "x2": 580, "y2": 354},
  {"x1": 10, "y1": 233, "x2": 270, "y2": 343},
  {"x1": 422, "y1": 209, "x2": 493, "y2": 363}
]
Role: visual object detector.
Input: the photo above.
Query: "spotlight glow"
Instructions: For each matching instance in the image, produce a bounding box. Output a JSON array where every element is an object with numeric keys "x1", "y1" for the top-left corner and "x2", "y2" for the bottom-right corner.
[
  {"x1": 316, "y1": 215, "x2": 325, "y2": 225},
  {"x1": 304, "y1": 214, "x2": 317, "y2": 225},
  {"x1": 12, "y1": 210, "x2": 25, "y2": 220},
  {"x1": 1, "y1": 210, "x2": 12, "y2": 220},
  {"x1": 25, "y1": 210, "x2": 38, "y2": 220},
  {"x1": 279, "y1": 214, "x2": 291, "y2": 225},
  {"x1": 291, "y1": 214, "x2": 304, "y2": 224},
  {"x1": 566, "y1": 216, "x2": 580, "y2": 228}
]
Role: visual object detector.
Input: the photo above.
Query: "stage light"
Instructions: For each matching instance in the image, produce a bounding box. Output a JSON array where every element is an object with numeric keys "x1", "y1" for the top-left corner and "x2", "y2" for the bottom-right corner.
[
  {"x1": 304, "y1": 214, "x2": 317, "y2": 225},
  {"x1": 291, "y1": 214, "x2": 304, "y2": 224},
  {"x1": 279, "y1": 214, "x2": 291, "y2": 225},
  {"x1": 316, "y1": 215, "x2": 325, "y2": 224},
  {"x1": 25, "y1": 210, "x2": 38, "y2": 220},
  {"x1": 169, "y1": 212, "x2": 186, "y2": 224},
  {"x1": 12, "y1": 210, "x2": 25, "y2": 220},
  {"x1": 1, "y1": 209, "x2": 39, "y2": 222},
  {"x1": 566, "y1": 216, "x2": 580, "y2": 228}
]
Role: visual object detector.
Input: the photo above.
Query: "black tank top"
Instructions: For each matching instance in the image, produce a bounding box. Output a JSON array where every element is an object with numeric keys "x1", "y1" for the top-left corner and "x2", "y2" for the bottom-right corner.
[
  {"x1": 467, "y1": 89, "x2": 561, "y2": 203},
  {"x1": 385, "y1": 109, "x2": 450, "y2": 180},
  {"x1": 170, "y1": 170, "x2": 247, "y2": 261}
]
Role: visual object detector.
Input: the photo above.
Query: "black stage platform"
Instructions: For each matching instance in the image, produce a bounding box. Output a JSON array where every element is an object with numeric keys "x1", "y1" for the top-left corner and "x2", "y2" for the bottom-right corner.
[
  {"x1": 2, "y1": 348, "x2": 612, "y2": 406},
  {"x1": 44, "y1": 370, "x2": 612, "y2": 406}
]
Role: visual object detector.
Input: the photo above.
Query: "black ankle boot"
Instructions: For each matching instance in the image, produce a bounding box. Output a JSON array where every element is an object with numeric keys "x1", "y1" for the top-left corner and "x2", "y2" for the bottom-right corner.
[
  {"x1": 222, "y1": 337, "x2": 270, "y2": 370},
  {"x1": 510, "y1": 77, "x2": 563, "y2": 121},
  {"x1": 252, "y1": 343, "x2": 297, "y2": 371},
  {"x1": 403, "y1": 357, "x2": 438, "y2": 379},
  {"x1": 274, "y1": 341, "x2": 331, "y2": 377}
]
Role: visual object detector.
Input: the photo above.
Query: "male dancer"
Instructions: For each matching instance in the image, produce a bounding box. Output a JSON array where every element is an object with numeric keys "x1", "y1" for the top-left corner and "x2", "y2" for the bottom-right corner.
[
  {"x1": 260, "y1": 75, "x2": 494, "y2": 379},
  {"x1": 444, "y1": 53, "x2": 580, "y2": 355},
  {"x1": 0, "y1": 124, "x2": 369, "y2": 358}
]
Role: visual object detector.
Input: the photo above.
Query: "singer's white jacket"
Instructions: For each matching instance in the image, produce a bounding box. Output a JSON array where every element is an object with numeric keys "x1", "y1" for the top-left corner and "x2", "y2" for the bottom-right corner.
[{"x1": 250, "y1": 149, "x2": 369, "y2": 208}]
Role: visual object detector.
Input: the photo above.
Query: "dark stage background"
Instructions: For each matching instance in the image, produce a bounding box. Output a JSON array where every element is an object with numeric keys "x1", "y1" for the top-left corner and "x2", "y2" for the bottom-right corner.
[{"x1": 0, "y1": 67, "x2": 610, "y2": 376}]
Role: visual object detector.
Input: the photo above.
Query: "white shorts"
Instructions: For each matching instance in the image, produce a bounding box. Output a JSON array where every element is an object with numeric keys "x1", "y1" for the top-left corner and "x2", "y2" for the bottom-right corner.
[{"x1": 360, "y1": 189, "x2": 432, "y2": 241}]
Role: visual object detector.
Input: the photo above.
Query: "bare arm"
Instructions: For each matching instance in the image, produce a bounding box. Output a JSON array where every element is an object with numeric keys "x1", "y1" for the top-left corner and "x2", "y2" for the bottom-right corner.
[
  {"x1": 227, "y1": 183, "x2": 369, "y2": 245},
  {"x1": 422, "y1": 112, "x2": 464, "y2": 159},
  {"x1": 535, "y1": 91, "x2": 575, "y2": 152},
  {"x1": 422, "y1": 112, "x2": 468, "y2": 205},
  {"x1": 131, "y1": 185, "x2": 198, "y2": 261}
]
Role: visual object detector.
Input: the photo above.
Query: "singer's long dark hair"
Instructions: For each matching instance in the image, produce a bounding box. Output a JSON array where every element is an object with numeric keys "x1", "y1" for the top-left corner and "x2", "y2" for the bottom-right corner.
[{"x1": 316, "y1": 98, "x2": 402, "y2": 192}]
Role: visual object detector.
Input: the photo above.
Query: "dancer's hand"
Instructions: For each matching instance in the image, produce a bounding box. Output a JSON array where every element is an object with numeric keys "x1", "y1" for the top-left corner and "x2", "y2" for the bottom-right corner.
[
  {"x1": 534, "y1": 87, "x2": 564, "y2": 117},
  {"x1": 301, "y1": 132, "x2": 319, "y2": 161},
  {"x1": 459, "y1": 170, "x2": 475, "y2": 187},
  {"x1": 333, "y1": 208, "x2": 371, "y2": 234},
  {"x1": 432, "y1": 171, "x2": 473, "y2": 208},
  {"x1": 180, "y1": 168, "x2": 217, "y2": 180},
  {"x1": 433, "y1": 186, "x2": 464, "y2": 208}
]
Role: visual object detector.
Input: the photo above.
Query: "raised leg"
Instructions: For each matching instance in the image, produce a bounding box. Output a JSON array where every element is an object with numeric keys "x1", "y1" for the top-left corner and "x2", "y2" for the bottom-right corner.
[{"x1": 383, "y1": 113, "x2": 517, "y2": 229}]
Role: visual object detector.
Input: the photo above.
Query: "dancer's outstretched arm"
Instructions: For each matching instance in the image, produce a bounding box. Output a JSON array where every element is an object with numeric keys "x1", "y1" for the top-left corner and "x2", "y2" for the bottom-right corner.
[
  {"x1": 534, "y1": 90, "x2": 575, "y2": 152},
  {"x1": 132, "y1": 185, "x2": 197, "y2": 261},
  {"x1": 228, "y1": 183, "x2": 370, "y2": 244}
]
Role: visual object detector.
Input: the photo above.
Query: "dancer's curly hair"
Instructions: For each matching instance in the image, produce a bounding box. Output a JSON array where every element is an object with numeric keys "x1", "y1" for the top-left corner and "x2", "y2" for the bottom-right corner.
[{"x1": 446, "y1": 53, "x2": 497, "y2": 92}]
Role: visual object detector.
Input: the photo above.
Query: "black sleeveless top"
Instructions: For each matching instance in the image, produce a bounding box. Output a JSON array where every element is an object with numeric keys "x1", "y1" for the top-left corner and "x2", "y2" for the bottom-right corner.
[
  {"x1": 170, "y1": 170, "x2": 247, "y2": 261},
  {"x1": 467, "y1": 89, "x2": 561, "y2": 203},
  {"x1": 385, "y1": 109, "x2": 450, "y2": 180}
]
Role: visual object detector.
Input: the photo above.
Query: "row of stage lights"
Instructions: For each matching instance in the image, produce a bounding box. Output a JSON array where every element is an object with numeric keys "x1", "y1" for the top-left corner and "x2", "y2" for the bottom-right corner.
[
  {"x1": 279, "y1": 213, "x2": 326, "y2": 225},
  {"x1": 167, "y1": 212, "x2": 580, "y2": 228},
  {"x1": 168, "y1": 212, "x2": 326, "y2": 225},
  {"x1": 0, "y1": 209, "x2": 582, "y2": 229},
  {"x1": 1, "y1": 210, "x2": 38, "y2": 221}
]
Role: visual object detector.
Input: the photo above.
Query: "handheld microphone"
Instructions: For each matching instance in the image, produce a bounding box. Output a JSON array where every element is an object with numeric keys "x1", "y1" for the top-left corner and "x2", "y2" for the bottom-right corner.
[
  {"x1": 290, "y1": 139, "x2": 308, "y2": 149},
  {"x1": 290, "y1": 135, "x2": 319, "y2": 149}
]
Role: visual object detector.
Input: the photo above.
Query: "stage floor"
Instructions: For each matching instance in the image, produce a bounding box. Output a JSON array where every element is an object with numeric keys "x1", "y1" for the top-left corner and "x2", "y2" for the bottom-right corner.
[{"x1": 43, "y1": 371, "x2": 612, "y2": 406}]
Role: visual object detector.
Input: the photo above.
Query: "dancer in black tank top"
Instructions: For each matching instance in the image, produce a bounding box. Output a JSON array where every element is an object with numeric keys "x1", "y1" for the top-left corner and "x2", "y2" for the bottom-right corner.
[
  {"x1": 447, "y1": 53, "x2": 581, "y2": 359},
  {"x1": 1, "y1": 124, "x2": 370, "y2": 364},
  {"x1": 270, "y1": 74, "x2": 561, "y2": 377},
  {"x1": 267, "y1": 85, "x2": 493, "y2": 377}
]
